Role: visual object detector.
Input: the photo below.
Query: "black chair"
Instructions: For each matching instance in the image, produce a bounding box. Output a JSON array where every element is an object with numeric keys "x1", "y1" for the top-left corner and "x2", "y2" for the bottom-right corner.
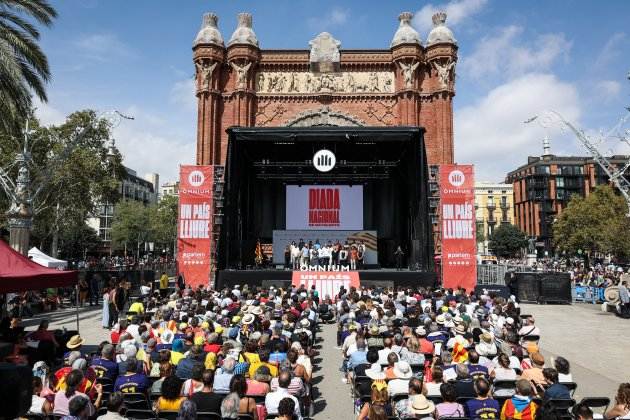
[
  {"x1": 391, "y1": 393, "x2": 408, "y2": 405},
  {"x1": 96, "y1": 376, "x2": 114, "y2": 393},
  {"x1": 23, "y1": 415, "x2": 45, "y2": 420},
  {"x1": 457, "y1": 397, "x2": 473, "y2": 406},
  {"x1": 440, "y1": 417, "x2": 470, "y2": 420},
  {"x1": 427, "y1": 395, "x2": 443, "y2": 405},
  {"x1": 122, "y1": 393, "x2": 151, "y2": 410},
  {"x1": 548, "y1": 398, "x2": 576, "y2": 417},
  {"x1": 495, "y1": 396, "x2": 511, "y2": 411},
  {"x1": 578, "y1": 397, "x2": 610, "y2": 419},
  {"x1": 96, "y1": 407, "x2": 109, "y2": 417},
  {"x1": 238, "y1": 415, "x2": 255, "y2": 420},
  {"x1": 521, "y1": 335, "x2": 540, "y2": 345},
  {"x1": 492, "y1": 380, "x2": 516, "y2": 397},
  {"x1": 126, "y1": 408, "x2": 156, "y2": 419},
  {"x1": 197, "y1": 412, "x2": 222, "y2": 420},
  {"x1": 157, "y1": 411, "x2": 179, "y2": 420},
  {"x1": 560, "y1": 382, "x2": 578, "y2": 397}
]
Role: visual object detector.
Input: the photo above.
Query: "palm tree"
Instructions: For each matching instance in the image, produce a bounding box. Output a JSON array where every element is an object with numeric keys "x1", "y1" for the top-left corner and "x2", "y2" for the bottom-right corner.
[{"x1": 0, "y1": 0, "x2": 57, "y2": 134}]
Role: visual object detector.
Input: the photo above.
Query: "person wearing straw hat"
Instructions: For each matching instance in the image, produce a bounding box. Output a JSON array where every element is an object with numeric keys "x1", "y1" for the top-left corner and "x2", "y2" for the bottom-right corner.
[
  {"x1": 388, "y1": 360, "x2": 413, "y2": 396},
  {"x1": 65, "y1": 335, "x2": 85, "y2": 356},
  {"x1": 407, "y1": 394, "x2": 436, "y2": 419}
]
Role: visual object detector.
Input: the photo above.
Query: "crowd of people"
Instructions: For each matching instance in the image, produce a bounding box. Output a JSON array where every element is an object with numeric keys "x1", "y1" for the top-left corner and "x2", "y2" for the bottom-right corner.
[
  {"x1": 284, "y1": 239, "x2": 367, "y2": 270},
  {"x1": 6, "y1": 281, "x2": 321, "y2": 420},
  {"x1": 3, "y1": 279, "x2": 630, "y2": 420},
  {"x1": 332, "y1": 286, "x2": 628, "y2": 420}
]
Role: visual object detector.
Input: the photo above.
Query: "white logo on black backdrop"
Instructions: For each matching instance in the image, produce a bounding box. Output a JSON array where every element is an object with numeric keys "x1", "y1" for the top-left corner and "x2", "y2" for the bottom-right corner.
[{"x1": 313, "y1": 149, "x2": 336, "y2": 172}]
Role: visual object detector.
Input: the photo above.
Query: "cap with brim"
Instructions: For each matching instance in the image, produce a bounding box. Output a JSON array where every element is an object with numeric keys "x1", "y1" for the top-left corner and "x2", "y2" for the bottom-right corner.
[
  {"x1": 242, "y1": 314, "x2": 255, "y2": 325},
  {"x1": 436, "y1": 315, "x2": 445, "y2": 325},
  {"x1": 455, "y1": 324, "x2": 466, "y2": 335},
  {"x1": 410, "y1": 394, "x2": 436, "y2": 415},
  {"x1": 251, "y1": 306, "x2": 263, "y2": 316}
]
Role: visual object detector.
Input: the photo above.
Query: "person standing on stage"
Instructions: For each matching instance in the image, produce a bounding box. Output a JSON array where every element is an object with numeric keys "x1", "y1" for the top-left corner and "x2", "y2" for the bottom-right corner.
[
  {"x1": 291, "y1": 242, "x2": 301, "y2": 270},
  {"x1": 298, "y1": 238, "x2": 305, "y2": 250},
  {"x1": 159, "y1": 272, "x2": 169, "y2": 299},
  {"x1": 332, "y1": 241, "x2": 340, "y2": 266},
  {"x1": 300, "y1": 243, "x2": 310, "y2": 268},
  {"x1": 394, "y1": 246, "x2": 405, "y2": 271},
  {"x1": 349, "y1": 246, "x2": 358, "y2": 270},
  {"x1": 310, "y1": 246, "x2": 318, "y2": 268},
  {"x1": 284, "y1": 245, "x2": 291, "y2": 269},
  {"x1": 357, "y1": 241, "x2": 366, "y2": 269}
]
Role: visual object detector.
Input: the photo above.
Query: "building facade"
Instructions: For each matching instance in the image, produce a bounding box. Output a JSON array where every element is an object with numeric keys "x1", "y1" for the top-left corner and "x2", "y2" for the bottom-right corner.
[
  {"x1": 506, "y1": 154, "x2": 630, "y2": 254},
  {"x1": 192, "y1": 10, "x2": 459, "y2": 259},
  {"x1": 474, "y1": 182, "x2": 514, "y2": 254},
  {"x1": 88, "y1": 168, "x2": 159, "y2": 254},
  {"x1": 159, "y1": 181, "x2": 180, "y2": 200}
]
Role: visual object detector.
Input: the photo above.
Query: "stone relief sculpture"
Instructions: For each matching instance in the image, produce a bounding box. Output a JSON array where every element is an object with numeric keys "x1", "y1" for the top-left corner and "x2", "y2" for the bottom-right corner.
[
  {"x1": 230, "y1": 61, "x2": 252, "y2": 88},
  {"x1": 255, "y1": 71, "x2": 394, "y2": 94},
  {"x1": 195, "y1": 60, "x2": 217, "y2": 89},
  {"x1": 433, "y1": 59, "x2": 456, "y2": 88},
  {"x1": 398, "y1": 60, "x2": 420, "y2": 89}
]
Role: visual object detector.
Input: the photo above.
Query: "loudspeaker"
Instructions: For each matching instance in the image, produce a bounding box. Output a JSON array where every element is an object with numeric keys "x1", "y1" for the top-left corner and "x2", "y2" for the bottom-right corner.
[{"x1": 0, "y1": 363, "x2": 32, "y2": 419}]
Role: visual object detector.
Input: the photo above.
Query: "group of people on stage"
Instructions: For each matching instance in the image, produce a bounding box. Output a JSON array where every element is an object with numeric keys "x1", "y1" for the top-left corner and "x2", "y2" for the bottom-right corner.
[{"x1": 284, "y1": 239, "x2": 367, "y2": 270}]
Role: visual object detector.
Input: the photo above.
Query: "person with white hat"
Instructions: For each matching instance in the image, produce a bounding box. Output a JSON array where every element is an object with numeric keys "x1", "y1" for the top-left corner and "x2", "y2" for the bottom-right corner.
[{"x1": 388, "y1": 360, "x2": 413, "y2": 396}]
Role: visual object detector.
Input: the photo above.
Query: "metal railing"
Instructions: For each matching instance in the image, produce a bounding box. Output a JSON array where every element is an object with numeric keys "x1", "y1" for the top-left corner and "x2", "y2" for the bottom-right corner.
[{"x1": 477, "y1": 264, "x2": 529, "y2": 286}]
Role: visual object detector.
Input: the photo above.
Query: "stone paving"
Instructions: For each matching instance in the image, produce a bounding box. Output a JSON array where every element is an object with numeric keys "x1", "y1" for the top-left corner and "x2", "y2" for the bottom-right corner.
[{"x1": 22, "y1": 301, "x2": 628, "y2": 418}]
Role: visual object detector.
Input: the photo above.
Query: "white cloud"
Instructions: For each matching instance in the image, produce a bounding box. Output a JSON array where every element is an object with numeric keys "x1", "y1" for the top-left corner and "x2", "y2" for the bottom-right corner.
[
  {"x1": 461, "y1": 26, "x2": 572, "y2": 80},
  {"x1": 170, "y1": 79, "x2": 197, "y2": 112},
  {"x1": 594, "y1": 32, "x2": 626, "y2": 69},
  {"x1": 595, "y1": 80, "x2": 622, "y2": 101},
  {"x1": 307, "y1": 7, "x2": 349, "y2": 31},
  {"x1": 455, "y1": 73, "x2": 582, "y2": 182},
  {"x1": 112, "y1": 110, "x2": 195, "y2": 183},
  {"x1": 74, "y1": 33, "x2": 133, "y2": 62},
  {"x1": 33, "y1": 98, "x2": 66, "y2": 127},
  {"x1": 412, "y1": 0, "x2": 487, "y2": 37}
]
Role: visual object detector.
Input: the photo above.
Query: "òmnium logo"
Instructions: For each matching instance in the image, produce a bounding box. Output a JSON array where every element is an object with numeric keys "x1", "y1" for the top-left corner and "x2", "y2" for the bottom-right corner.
[
  {"x1": 188, "y1": 170, "x2": 205, "y2": 187},
  {"x1": 448, "y1": 170, "x2": 465, "y2": 187},
  {"x1": 313, "y1": 149, "x2": 336, "y2": 172}
]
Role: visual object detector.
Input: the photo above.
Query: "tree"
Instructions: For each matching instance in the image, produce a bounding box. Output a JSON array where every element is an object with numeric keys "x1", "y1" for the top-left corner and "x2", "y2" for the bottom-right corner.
[
  {"x1": 0, "y1": 0, "x2": 57, "y2": 135},
  {"x1": 110, "y1": 200, "x2": 152, "y2": 257},
  {"x1": 57, "y1": 223, "x2": 101, "y2": 261},
  {"x1": 553, "y1": 185, "x2": 630, "y2": 258},
  {"x1": 151, "y1": 194, "x2": 178, "y2": 254},
  {"x1": 488, "y1": 223, "x2": 528, "y2": 257}
]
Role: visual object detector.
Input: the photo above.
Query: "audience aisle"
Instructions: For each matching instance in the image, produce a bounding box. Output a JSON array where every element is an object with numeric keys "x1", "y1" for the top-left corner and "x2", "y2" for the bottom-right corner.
[{"x1": 314, "y1": 323, "x2": 355, "y2": 419}]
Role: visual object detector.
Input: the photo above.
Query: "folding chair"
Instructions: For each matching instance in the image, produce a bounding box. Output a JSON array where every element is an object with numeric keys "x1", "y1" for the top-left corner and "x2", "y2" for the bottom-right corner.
[
  {"x1": 122, "y1": 393, "x2": 151, "y2": 410},
  {"x1": 125, "y1": 408, "x2": 156, "y2": 419},
  {"x1": 196, "y1": 413, "x2": 222, "y2": 420},
  {"x1": 560, "y1": 382, "x2": 578, "y2": 397},
  {"x1": 157, "y1": 411, "x2": 179, "y2": 420},
  {"x1": 578, "y1": 397, "x2": 610, "y2": 419},
  {"x1": 427, "y1": 395, "x2": 443, "y2": 405},
  {"x1": 548, "y1": 398, "x2": 576, "y2": 418},
  {"x1": 96, "y1": 376, "x2": 114, "y2": 393},
  {"x1": 238, "y1": 415, "x2": 255, "y2": 420},
  {"x1": 492, "y1": 380, "x2": 516, "y2": 397},
  {"x1": 457, "y1": 397, "x2": 473, "y2": 406}
]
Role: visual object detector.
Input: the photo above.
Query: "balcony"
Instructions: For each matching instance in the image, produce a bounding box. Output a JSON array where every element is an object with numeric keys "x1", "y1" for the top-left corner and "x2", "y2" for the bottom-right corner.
[
  {"x1": 500, "y1": 201, "x2": 510, "y2": 209},
  {"x1": 487, "y1": 202, "x2": 496, "y2": 210},
  {"x1": 487, "y1": 216, "x2": 497, "y2": 225}
]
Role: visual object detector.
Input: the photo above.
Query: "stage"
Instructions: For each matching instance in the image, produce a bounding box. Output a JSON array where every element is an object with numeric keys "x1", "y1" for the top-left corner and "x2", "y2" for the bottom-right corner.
[{"x1": 216, "y1": 268, "x2": 437, "y2": 290}]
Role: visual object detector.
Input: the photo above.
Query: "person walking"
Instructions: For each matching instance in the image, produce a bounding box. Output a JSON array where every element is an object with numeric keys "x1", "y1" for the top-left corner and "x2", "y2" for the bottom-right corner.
[
  {"x1": 101, "y1": 287, "x2": 110, "y2": 330},
  {"x1": 159, "y1": 272, "x2": 169, "y2": 299}
]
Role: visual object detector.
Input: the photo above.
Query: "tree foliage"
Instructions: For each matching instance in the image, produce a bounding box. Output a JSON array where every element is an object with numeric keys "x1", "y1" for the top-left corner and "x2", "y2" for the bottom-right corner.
[
  {"x1": 0, "y1": 110, "x2": 125, "y2": 257},
  {"x1": 0, "y1": 0, "x2": 57, "y2": 135},
  {"x1": 488, "y1": 223, "x2": 528, "y2": 257},
  {"x1": 553, "y1": 185, "x2": 630, "y2": 257},
  {"x1": 110, "y1": 200, "x2": 151, "y2": 254},
  {"x1": 151, "y1": 194, "x2": 178, "y2": 250}
]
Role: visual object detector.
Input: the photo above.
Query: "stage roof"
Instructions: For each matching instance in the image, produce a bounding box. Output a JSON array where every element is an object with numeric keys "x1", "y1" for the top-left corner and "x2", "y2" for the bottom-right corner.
[
  {"x1": 0, "y1": 240, "x2": 77, "y2": 293},
  {"x1": 227, "y1": 126, "x2": 425, "y2": 142}
]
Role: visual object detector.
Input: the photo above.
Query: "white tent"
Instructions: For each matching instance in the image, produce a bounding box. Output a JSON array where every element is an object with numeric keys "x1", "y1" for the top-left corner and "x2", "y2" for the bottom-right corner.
[{"x1": 28, "y1": 247, "x2": 68, "y2": 269}]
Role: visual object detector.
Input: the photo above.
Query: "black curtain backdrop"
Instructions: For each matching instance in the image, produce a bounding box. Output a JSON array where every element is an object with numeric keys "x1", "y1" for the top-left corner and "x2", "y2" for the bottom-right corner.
[{"x1": 220, "y1": 127, "x2": 432, "y2": 270}]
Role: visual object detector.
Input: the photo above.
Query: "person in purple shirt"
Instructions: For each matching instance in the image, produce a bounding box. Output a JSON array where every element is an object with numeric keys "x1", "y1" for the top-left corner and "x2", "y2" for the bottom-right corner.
[
  {"x1": 114, "y1": 358, "x2": 150, "y2": 394},
  {"x1": 91, "y1": 344, "x2": 118, "y2": 381},
  {"x1": 465, "y1": 378, "x2": 500, "y2": 419},
  {"x1": 467, "y1": 350, "x2": 489, "y2": 377}
]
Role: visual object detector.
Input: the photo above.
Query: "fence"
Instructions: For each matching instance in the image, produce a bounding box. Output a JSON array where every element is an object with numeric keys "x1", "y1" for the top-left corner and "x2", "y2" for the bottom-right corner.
[
  {"x1": 573, "y1": 286, "x2": 606, "y2": 303},
  {"x1": 476, "y1": 264, "x2": 529, "y2": 286}
]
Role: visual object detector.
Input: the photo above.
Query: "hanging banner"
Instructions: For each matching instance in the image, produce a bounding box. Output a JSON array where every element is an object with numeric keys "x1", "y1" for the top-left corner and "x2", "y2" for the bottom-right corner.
[
  {"x1": 178, "y1": 165, "x2": 214, "y2": 289},
  {"x1": 292, "y1": 271, "x2": 360, "y2": 298},
  {"x1": 439, "y1": 165, "x2": 477, "y2": 291}
]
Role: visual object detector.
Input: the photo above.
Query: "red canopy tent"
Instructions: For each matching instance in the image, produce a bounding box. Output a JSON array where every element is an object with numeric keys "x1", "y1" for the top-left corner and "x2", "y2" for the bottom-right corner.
[{"x1": 0, "y1": 239, "x2": 77, "y2": 293}]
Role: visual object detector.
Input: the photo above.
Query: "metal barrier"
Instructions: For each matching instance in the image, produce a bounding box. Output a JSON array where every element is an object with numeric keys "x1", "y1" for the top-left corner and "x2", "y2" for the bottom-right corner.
[
  {"x1": 476, "y1": 264, "x2": 529, "y2": 286},
  {"x1": 573, "y1": 286, "x2": 606, "y2": 304}
]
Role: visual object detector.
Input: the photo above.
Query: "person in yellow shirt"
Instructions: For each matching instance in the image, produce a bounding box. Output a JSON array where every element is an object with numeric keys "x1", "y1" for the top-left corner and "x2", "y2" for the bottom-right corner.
[
  {"x1": 170, "y1": 339, "x2": 186, "y2": 366},
  {"x1": 159, "y1": 272, "x2": 169, "y2": 298},
  {"x1": 248, "y1": 348, "x2": 278, "y2": 378},
  {"x1": 127, "y1": 297, "x2": 144, "y2": 320}
]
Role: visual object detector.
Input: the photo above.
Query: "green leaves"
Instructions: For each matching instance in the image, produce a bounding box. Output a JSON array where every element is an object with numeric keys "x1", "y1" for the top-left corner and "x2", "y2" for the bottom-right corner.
[
  {"x1": 553, "y1": 185, "x2": 630, "y2": 257},
  {"x1": 488, "y1": 223, "x2": 528, "y2": 257},
  {"x1": 0, "y1": 0, "x2": 57, "y2": 134}
]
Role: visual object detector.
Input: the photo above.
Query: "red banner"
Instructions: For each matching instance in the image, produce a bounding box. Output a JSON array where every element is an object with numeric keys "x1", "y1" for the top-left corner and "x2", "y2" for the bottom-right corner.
[
  {"x1": 291, "y1": 271, "x2": 360, "y2": 299},
  {"x1": 178, "y1": 165, "x2": 213, "y2": 289},
  {"x1": 439, "y1": 165, "x2": 477, "y2": 291}
]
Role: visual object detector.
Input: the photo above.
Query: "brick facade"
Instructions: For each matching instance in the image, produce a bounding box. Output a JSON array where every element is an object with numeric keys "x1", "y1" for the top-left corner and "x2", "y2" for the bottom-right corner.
[{"x1": 192, "y1": 18, "x2": 457, "y2": 168}]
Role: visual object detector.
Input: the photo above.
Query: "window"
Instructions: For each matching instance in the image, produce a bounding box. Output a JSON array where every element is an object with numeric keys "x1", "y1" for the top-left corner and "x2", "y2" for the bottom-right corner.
[
  {"x1": 535, "y1": 165, "x2": 550, "y2": 175},
  {"x1": 556, "y1": 177, "x2": 564, "y2": 187}
]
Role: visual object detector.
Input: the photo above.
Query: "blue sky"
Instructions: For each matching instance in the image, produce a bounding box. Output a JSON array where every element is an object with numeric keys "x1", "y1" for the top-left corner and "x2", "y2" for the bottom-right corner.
[{"x1": 36, "y1": 0, "x2": 630, "y2": 183}]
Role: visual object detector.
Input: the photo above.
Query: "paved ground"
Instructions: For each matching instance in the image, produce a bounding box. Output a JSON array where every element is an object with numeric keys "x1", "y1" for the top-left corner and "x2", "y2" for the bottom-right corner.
[
  {"x1": 519, "y1": 302, "x2": 628, "y2": 401},
  {"x1": 22, "y1": 301, "x2": 626, "y2": 417}
]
